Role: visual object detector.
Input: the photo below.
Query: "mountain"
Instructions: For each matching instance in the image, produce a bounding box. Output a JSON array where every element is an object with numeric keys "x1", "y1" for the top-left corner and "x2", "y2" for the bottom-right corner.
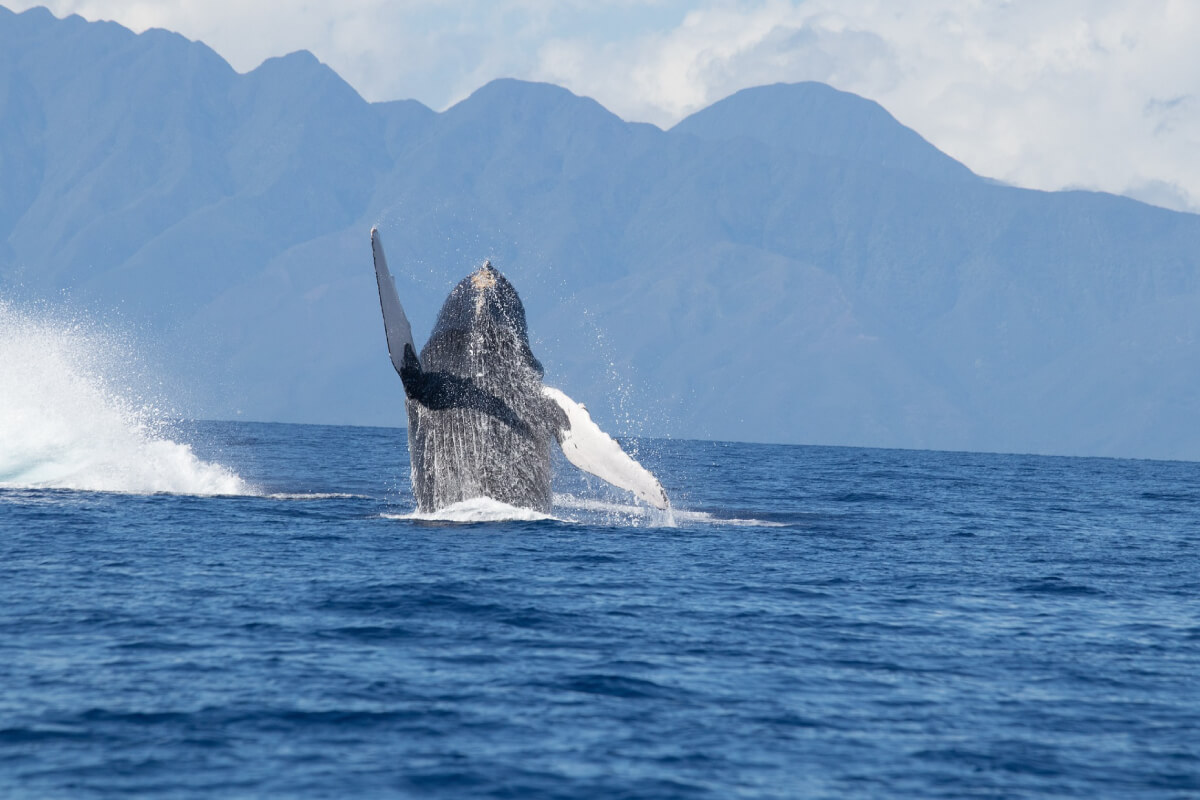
[
  {"x1": 3, "y1": 5, "x2": 1200, "y2": 460},
  {"x1": 671, "y1": 81, "x2": 976, "y2": 181}
]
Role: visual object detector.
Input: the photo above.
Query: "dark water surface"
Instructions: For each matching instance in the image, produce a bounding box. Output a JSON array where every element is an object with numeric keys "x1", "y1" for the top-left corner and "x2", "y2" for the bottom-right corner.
[{"x1": 2, "y1": 421, "x2": 1198, "y2": 798}]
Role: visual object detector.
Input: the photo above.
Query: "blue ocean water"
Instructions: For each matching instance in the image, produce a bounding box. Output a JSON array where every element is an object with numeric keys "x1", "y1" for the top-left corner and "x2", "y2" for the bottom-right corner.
[{"x1": 1, "y1": 419, "x2": 1198, "y2": 798}]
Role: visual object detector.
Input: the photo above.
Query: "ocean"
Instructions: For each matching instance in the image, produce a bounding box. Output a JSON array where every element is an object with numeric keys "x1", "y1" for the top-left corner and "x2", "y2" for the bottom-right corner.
[
  {"x1": 2, "y1": 418, "x2": 1198, "y2": 798},
  {"x1": 1, "y1": 304, "x2": 1198, "y2": 798}
]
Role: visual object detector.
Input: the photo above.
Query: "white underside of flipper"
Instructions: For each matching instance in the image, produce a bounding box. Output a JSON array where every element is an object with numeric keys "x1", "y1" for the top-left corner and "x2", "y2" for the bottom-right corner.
[{"x1": 542, "y1": 386, "x2": 670, "y2": 510}]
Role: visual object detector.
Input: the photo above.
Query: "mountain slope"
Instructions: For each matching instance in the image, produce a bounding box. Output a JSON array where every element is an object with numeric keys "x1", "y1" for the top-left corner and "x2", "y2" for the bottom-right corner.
[
  {"x1": 671, "y1": 81, "x2": 975, "y2": 181},
  {"x1": 2, "y1": 5, "x2": 1200, "y2": 460}
]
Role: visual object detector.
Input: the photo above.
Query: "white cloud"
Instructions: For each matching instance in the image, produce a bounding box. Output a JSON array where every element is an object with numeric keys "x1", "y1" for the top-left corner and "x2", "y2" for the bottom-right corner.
[
  {"x1": 532, "y1": 1, "x2": 1200, "y2": 212},
  {"x1": 7, "y1": 0, "x2": 1200, "y2": 211}
]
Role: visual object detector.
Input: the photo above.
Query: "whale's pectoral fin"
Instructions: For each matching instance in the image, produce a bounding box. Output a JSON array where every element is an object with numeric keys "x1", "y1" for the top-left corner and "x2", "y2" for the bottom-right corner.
[
  {"x1": 399, "y1": 343, "x2": 425, "y2": 400},
  {"x1": 406, "y1": 367, "x2": 533, "y2": 437},
  {"x1": 542, "y1": 386, "x2": 670, "y2": 510},
  {"x1": 371, "y1": 227, "x2": 418, "y2": 376}
]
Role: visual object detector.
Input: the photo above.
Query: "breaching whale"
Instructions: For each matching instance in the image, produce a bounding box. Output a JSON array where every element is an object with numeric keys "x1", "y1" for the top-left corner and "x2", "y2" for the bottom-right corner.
[{"x1": 371, "y1": 229, "x2": 670, "y2": 514}]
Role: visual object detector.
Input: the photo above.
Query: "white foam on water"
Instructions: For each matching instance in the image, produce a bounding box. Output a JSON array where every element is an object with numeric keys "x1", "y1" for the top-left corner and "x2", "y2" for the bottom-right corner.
[
  {"x1": 671, "y1": 509, "x2": 787, "y2": 528},
  {"x1": 384, "y1": 496, "x2": 556, "y2": 523},
  {"x1": 266, "y1": 492, "x2": 364, "y2": 501},
  {"x1": 385, "y1": 494, "x2": 784, "y2": 529},
  {"x1": 550, "y1": 493, "x2": 676, "y2": 527},
  {"x1": 382, "y1": 495, "x2": 684, "y2": 527},
  {"x1": 553, "y1": 493, "x2": 785, "y2": 528},
  {"x1": 0, "y1": 301, "x2": 252, "y2": 496}
]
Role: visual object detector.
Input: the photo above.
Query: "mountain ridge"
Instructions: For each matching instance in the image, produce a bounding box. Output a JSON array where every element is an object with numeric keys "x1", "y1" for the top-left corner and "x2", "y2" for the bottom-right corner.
[
  {"x1": 2, "y1": 5, "x2": 1199, "y2": 460},
  {"x1": 671, "y1": 81, "x2": 976, "y2": 182}
]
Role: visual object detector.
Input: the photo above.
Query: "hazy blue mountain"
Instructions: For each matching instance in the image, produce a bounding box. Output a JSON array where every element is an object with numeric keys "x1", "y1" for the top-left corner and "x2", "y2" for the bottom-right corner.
[
  {"x1": 3, "y1": 5, "x2": 1200, "y2": 460},
  {"x1": 671, "y1": 81, "x2": 976, "y2": 181}
]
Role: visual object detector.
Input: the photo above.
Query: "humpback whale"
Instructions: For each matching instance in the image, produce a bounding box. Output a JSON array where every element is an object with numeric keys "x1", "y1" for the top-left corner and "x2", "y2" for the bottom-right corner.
[{"x1": 371, "y1": 229, "x2": 670, "y2": 514}]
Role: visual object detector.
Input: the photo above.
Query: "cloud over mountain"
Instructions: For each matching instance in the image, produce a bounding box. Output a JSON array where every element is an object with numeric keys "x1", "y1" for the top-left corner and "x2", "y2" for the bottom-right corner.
[
  {"x1": 3, "y1": 5, "x2": 1200, "y2": 460},
  {"x1": 10, "y1": 1, "x2": 1200, "y2": 212}
]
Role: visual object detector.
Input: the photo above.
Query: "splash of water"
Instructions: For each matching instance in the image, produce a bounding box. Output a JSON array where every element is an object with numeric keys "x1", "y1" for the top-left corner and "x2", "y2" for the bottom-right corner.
[
  {"x1": 0, "y1": 301, "x2": 251, "y2": 496},
  {"x1": 386, "y1": 495, "x2": 781, "y2": 528},
  {"x1": 548, "y1": 493, "x2": 676, "y2": 527},
  {"x1": 387, "y1": 497, "x2": 555, "y2": 523},
  {"x1": 553, "y1": 494, "x2": 783, "y2": 528}
]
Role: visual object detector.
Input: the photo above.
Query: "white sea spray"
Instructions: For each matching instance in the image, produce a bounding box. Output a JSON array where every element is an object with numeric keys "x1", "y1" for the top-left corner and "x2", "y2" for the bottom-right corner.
[{"x1": 0, "y1": 300, "x2": 251, "y2": 496}]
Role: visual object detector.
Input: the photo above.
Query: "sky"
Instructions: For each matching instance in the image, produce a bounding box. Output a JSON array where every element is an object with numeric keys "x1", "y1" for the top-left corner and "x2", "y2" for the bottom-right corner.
[{"x1": 8, "y1": 0, "x2": 1199, "y2": 213}]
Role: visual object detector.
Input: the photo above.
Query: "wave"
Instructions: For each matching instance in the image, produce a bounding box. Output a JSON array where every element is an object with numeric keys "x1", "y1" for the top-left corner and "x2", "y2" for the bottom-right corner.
[{"x1": 0, "y1": 301, "x2": 252, "y2": 496}]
